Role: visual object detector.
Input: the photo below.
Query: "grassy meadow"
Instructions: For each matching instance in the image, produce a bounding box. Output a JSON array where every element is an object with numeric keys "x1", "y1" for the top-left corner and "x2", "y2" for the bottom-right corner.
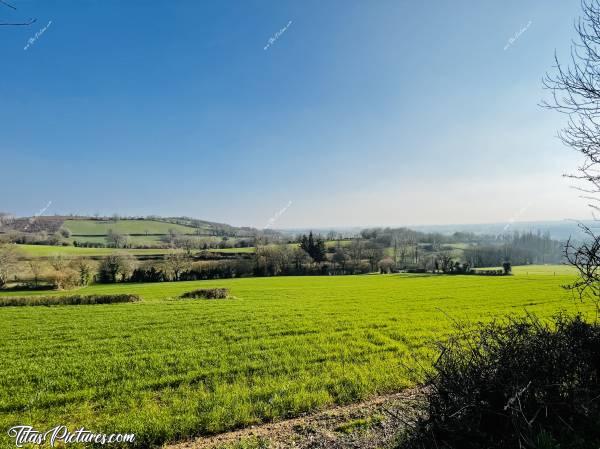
[
  {"x1": 15, "y1": 244, "x2": 255, "y2": 259},
  {"x1": 0, "y1": 265, "x2": 590, "y2": 448},
  {"x1": 64, "y1": 219, "x2": 199, "y2": 236},
  {"x1": 57, "y1": 219, "x2": 219, "y2": 247}
]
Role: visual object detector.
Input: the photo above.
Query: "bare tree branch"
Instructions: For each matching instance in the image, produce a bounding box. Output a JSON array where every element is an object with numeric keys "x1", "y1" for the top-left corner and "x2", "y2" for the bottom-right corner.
[
  {"x1": 0, "y1": 0, "x2": 36, "y2": 27},
  {"x1": 0, "y1": 18, "x2": 35, "y2": 26},
  {"x1": 0, "y1": 0, "x2": 17, "y2": 11},
  {"x1": 543, "y1": 0, "x2": 600, "y2": 302}
]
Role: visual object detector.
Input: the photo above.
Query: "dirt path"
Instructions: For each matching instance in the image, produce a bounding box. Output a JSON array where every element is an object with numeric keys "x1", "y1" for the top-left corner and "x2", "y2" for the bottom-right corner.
[{"x1": 164, "y1": 388, "x2": 425, "y2": 449}]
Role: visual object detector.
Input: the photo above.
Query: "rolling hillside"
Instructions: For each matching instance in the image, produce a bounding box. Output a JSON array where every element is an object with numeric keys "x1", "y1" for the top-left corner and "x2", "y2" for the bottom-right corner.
[
  {"x1": 0, "y1": 216, "x2": 265, "y2": 248},
  {"x1": 64, "y1": 219, "x2": 199, "y2": 236}
]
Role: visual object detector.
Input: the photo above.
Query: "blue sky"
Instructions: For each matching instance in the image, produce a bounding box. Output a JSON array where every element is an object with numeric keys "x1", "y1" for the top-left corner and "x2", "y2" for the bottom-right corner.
[{"x1": 0, "y1": 0, "x2": 591, "y2": 228}]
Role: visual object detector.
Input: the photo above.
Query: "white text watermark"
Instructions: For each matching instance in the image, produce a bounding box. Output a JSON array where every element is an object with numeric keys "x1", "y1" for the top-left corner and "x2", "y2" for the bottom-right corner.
[
  {"x1": 264, "y1": 200, "x2": 292, "y2": 229},
  {"x1": 264, "y1": 20, "x2": 292, "y2": 50},
  {"x1": 24, "y1": 20, "x2": 52, "y2": 51},
  {"x1": 504, "y1": 20, "x2": 532, "y2": 50},
  {"x1": 23, "y1": 200, "x2": 52, "y2": 231},
  {"x1": 8, "y1": 425, "x2": 135, "y2": 447}
]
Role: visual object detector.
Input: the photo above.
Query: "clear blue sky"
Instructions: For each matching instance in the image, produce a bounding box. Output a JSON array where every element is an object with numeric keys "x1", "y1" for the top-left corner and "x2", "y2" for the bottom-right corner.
[{"x1": 0, "y1": 0, "x2": 590, "y2": 228}]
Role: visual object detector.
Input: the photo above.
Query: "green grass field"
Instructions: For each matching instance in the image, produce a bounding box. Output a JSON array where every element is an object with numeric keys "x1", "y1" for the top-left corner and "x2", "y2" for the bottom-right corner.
[
  {"x1": 15, "y1": 245, "x2": 174, "y2": 258},
  {"x1": 68, "y1": 235, "x2": 169, "y2": 247},
  {"x1": 0, "y1": 266, "x2": 589, "y2": 448},
  {"x1": 64, "y1": 219, "x2": 199, "y2": 236},
  {"x1": 54, "y1": 218, "x2": 214, "y2": 249},
  {"x1": 15, "y1": 244, "x2": 255, "y2": 258}
]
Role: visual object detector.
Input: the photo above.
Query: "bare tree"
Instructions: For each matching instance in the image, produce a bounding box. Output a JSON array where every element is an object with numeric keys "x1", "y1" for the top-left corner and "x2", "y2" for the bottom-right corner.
[
  {"x1": 49, "y1": 253, "x2": 67, "y2": 272},
  {"x1": 437, "y1": 251, "x2": 454, "y2": 273},
  {"x1": 164, "y1": 252, "x2": 191, "y2": 281},
  {"x1": 348, "y1": 238, "x2": 364, "y2": 271},
  {"x1": 332, "y1": 247, "x2": 348, "y2": 274},
  {"x1": 106, "y1": 229, "x2": 129, "y2": 248},
  {"x1": 0, "y1": 244, "x2": 19, "y2": 287},
  {"x1": 28, "y1": 260, "x2": 43, "y2": 287},
  {"x1": 364, "y1": 241, "x2": 384, "y2": 272},
  {"x1": 174, "y1": 236, "x2": 197, "y2": 257},
  {"x1": 0, "y1": 212, "x2": 15, "y2": 228},
  {"x1": 544, "y1": 0, "x2": 600, "y2": 300}
]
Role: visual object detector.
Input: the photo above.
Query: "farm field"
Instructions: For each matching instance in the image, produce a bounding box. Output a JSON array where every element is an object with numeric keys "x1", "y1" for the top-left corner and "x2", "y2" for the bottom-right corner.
[
  {"x1": 57, "y1": 219, "x2": 226, "y2": 247},
  {"x1": 0, "y1": 266, "x2": 590, "y2": 448},
  {"x1": 15, "y1": 244, "x2": 173, "y2": 258},
  {"x1": 68, "y1": 235, "x2": 169, "y2": 247},
  {"x1": 14, "y1": 244, "x2": 255, "y2": 258},
  {"x1": 63, "y1": 219, "x2": 200, "y2": 236}
]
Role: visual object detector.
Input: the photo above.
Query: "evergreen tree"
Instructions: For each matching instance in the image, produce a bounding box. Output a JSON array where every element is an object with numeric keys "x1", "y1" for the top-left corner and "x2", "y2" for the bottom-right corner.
[{"x1": 299, "y1": 231, "x2": 327, "y2": 264}]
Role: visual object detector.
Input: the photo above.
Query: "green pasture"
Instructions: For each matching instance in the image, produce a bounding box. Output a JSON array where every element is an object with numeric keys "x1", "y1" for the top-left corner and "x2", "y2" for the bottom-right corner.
[
  {"x1": 68, "y1": 235, "x2": 167, "y2": 247},
  {"x1": 15, "y1": 244, "x2": 173, "y2": 258},
  {"x1": 15, "y1": 244, "x2": 254, "y2": 259},
  {"x1": 64, "y1": 219, "x2": 199, "y2": 236},
  {"x1": 0, "y1": 268, "x2": 590, "y2": 448}
]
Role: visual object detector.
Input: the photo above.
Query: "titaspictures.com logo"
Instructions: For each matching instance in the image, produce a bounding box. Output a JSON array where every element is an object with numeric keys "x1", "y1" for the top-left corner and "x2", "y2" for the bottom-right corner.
[{"x1": 8, "y1": 425, "x2": 135, "y2": 447}]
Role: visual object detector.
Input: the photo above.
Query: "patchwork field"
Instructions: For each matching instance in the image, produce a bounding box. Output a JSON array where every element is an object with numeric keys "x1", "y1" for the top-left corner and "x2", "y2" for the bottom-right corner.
[{"x1": 0, "y1": 266, "x2": 589, "y2": 448}]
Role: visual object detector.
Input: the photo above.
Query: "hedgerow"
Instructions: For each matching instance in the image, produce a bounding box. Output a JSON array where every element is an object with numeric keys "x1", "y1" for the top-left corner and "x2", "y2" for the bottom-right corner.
[
  {"x1": 0, "y1": 294, "x2": 140, "y2": 307},
  {"x1": 180, "y1": 288, "x2": 229, "y2": 299}
]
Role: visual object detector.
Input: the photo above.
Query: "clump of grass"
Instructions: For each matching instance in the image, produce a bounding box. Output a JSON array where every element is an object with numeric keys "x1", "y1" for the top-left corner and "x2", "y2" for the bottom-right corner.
[
  {"x1": 0, "y1": 294, "x2": 140, "y2": 307},
  {"x1": 180, "y1": 288, "x2": 229, "y2": 300}
]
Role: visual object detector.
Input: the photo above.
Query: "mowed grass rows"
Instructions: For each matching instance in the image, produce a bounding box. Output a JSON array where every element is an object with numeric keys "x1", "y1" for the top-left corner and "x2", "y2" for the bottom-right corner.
[{"x1": 0, "y1": 267, "x2": 590, "y2": 447}]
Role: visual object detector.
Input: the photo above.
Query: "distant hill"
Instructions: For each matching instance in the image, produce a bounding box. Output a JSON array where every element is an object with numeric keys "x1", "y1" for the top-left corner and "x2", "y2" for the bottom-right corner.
[
  {"x1": 0, "y1": 216, "x2": 65, "y2": 234},
  {"x1": 64, "y1": 218, "x2": 197, "y2": 236},
  {"x1": 408, "y1": 220, "x2": 597, "y2": 241},
  {"x1": 0, "y1": 215, "x2": 273, "y2": 247}
]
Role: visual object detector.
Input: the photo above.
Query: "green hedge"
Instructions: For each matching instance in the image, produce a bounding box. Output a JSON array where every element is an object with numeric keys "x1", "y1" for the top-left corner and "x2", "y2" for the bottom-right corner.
[
  {"x1": 180, "y1": 288, "x2": 229, "y2": 299},
  {"x1": 0, "y1": 294, "x2": 141, "y2": 307}
]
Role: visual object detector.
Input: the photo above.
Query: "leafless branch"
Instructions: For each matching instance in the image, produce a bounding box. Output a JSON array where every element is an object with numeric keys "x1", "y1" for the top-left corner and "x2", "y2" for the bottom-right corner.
[
  {"x1": 0, "y1": 0, "x2": 36, "y2": 27},
  {"x1": 0, "y1": 17, "x2": 35, "y2": 26}
]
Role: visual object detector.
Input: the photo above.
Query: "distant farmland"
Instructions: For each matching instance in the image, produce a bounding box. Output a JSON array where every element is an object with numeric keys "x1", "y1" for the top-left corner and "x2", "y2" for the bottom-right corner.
[
  {"x1": 0, "y1": 217, "x2": 253, "y2": 248},
  {"x1": 0, "y1": 267, "x2": 589, "y2": 448},
  {"x1": 64, "y1": 219, "x2": 200, "y2": 236},
  {"x1": 15, "y1": 244, "x2": 255, "y2": 258},
  {"x1": 63, "y1": 218, "x2": 202, "y2": 246}
]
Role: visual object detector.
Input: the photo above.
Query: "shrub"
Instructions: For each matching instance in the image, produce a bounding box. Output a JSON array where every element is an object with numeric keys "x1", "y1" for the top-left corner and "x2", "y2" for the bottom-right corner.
[
  {"x1": 398, "y1": 313, "x2": 600, "y2": 449},
  {"x1": 47, "y1": 267, "x2": 79, "y2": 290},
  {"x1": 180, "y1": 288, "x2": 229, "y2": 299},
  {"x1": 0, "y1": 294, "x2": 140, "y2": 307}
]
